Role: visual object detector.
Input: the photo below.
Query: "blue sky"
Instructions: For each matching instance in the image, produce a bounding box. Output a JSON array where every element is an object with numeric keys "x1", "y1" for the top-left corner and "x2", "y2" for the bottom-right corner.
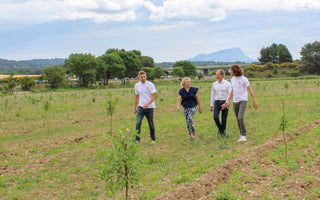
[{"x1": 0, "y1": 0, "x2": 319, "y2": 62}]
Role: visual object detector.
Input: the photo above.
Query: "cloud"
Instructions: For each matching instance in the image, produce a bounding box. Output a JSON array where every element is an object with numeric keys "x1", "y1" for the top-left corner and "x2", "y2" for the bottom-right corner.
[
  {"x1": 0, "y1": 0, "x2": 145, "y2": 25},
  {"x1": 144, "y1": 0, "x2": 320, "y2": 21},
  {"x1": 0, "y1": 0, "x2": 319, "y2": 26}
]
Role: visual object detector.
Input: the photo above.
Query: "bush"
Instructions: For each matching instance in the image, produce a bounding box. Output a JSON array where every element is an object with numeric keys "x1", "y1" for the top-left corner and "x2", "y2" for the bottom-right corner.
[
  {"x1": 21, "y1": 76, "x2": 35, "y2": 91},
  {"x1": 246, "y1": 71, "x2": 254, "y2": 78},
  {"x1": 289, "y1": 70, "x2": 301, "y2": 77},
  {"x1": 266, "y1": 72, "x2": 273, "y2": 78}
]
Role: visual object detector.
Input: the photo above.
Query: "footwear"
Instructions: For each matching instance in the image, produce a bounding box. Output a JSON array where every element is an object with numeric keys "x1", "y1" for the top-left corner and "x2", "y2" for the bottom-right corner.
[
  {"x1": 151, "y1": 140, "x2": 156, "y2": 145},
  {"x1": 136, "y1": 140, "x2": 140, "y2": 144},
  {"x1": 237, "y1": 136, "x2": 247, "y2": 142},
  {"x1": 190, "y1": 132, "x2": 195, "y2": 141}
]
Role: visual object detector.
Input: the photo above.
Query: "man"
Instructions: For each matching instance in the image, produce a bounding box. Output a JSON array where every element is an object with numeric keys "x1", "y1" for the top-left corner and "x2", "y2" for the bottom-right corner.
[
  {"x1": 134, "y1": 71, "x2": 157, "y2": 144},
  {"x1": 210, "y1": 70, "x2": 231, "y2": 137}
]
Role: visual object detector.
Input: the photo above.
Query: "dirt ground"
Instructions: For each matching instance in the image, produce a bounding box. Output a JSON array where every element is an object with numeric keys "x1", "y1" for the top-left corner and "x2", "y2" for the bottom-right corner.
[{"x1": 154, "y1": 120, "x2": 320, "y2": 200}]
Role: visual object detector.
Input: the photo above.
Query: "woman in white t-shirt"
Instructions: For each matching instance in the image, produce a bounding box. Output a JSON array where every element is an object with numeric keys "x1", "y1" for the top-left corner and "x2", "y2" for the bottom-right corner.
[{"x1": 225, "y1": 65, "x2": 258, "y2": 142}]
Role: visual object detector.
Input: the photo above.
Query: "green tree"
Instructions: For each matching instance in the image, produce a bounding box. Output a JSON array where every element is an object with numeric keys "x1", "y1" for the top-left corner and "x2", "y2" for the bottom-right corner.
[
  {"x1": 171, "y1": 66, "x2": 185, "y2": 78},
  {"x1": 105, "y1": 48, "x2": 119, "y2": 54},
  {"x1": 20, "y1": 76, "x2": 35, "y2": 91},
  {"x1": 99, "y1": 53, "x2": 126, "y2": 85},
  {"x1": 106, "y1": 91, "x2": 119, "y2": 133},
  {"x1": 151, "y1": 66, "x2": 165, "y2": 79},
  {"x1": 43, "y1": 65, "x2": 65, "y2": 89},
  {"x1": 173, "y1": 60, "x2": 196, "y2": 77},
  {"x1": 64, "y1": 53, "x2": 98, "y2": 87},
  {"x1": 118, "y1": 51, "x2": 143, "y2": 85},
  {"x1": 300, "y1": 41, "x2": 320, "y2": 74},
  {"x1": 197, "y1": 71, "x2": 204, "y2": 80},
  {"x1": 258, "y1": 43, "x2": 293, "y2": 64},
  {"x1": 141, "y1": 56, "x2": 155, "y2": 68},
  {"x1": 99, "y1": 128, "x2": 142, "y2": 200},
  {"x1": 141, "y1": 67, "x2": 154, "y2": 81}
]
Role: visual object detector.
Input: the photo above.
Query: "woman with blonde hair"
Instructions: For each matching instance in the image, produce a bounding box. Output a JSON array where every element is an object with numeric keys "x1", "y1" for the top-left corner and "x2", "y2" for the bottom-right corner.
[{"x1": 177, "y1": 77, "x2": 202, "y2": 140}]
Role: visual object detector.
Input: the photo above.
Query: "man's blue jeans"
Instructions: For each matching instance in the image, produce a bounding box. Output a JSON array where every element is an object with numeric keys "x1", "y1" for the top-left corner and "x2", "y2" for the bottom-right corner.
[
  {"x1": 136, "y1": 106, "x2": 155, "y2": 142},
  {"x1": 214, "y1": 100, "x2": 229, "y2": 135}
]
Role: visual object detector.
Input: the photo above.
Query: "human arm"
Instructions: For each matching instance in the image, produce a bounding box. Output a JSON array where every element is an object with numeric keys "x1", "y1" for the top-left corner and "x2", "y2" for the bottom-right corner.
[
  {"x1": 224, "y1": 89, "x2": 233, "y2": 110},
  {"x1": 248, "y1": 86, "x2": 258, "y2": 110},
  {"x1": 142, "y1": 93, "x2": 155, "y2": 109},
  {"x1": 210, "y1": 83, "x2": 215, "y2": 112},
  {"x1": 134, "y1": 94, "x2": 139, "y2": 114},
  {"x1": 177, "y1": 95, "x2": 182, "y2": 111},
  {"x1": 195, "y1": 93, "x2": 202, "y2": 114}
]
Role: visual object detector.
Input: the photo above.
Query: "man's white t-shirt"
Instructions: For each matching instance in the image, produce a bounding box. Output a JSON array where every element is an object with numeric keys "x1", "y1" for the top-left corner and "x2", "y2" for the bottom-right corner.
[
  {"x1": 135, "y1": 80, "x2": 157, "y2": 108},
  {"x1": 231, "y1": 76, "x2": 250, "y2": 103}
]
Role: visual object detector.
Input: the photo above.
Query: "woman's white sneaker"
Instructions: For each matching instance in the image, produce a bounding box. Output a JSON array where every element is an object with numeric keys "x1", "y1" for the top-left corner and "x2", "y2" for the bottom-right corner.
[{"x1": 237, "y1": 136, "x2": 247, "y2": 142}]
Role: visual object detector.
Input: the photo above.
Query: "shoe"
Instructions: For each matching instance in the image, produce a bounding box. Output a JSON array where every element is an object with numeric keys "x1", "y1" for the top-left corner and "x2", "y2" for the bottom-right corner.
[
  {"x1": 136, "y1": 140, "x2": 140, "y2": 144},
  {"x1": 237, "y1": 136, "x2": 247, "y2": 142},
  {"x1": 190, "y1": 132, "x2": 195, "y2": 141},
  {"x1": 151, "y1": 140, "x2": 156, "y2": 145}
]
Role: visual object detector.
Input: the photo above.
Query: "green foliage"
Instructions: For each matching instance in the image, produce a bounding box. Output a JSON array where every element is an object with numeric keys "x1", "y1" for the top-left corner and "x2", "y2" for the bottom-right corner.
[
  {"x1": 118, "y1": 51, "x2": 143, "y2": 79},
  {"x1": 289, "y1": 70, "x2": 301, "y2": 77},
  {"x1": 43, "y1": 100, "x2": 51, "y2": 127},
  {"x1": 171, "y1": 66, "x2": 184, "y2": 78},
  {"x1": 98, "y1": 53, "x2": 126, "y2": 85},
  {"x1": 152, "y1": 66, "x2": 165, "y2": 79},
  {"x1": 300, "y1": 41, "x2": 320, "y2": 74},
  {"x1": 99, "y1": 128, "x2": 142, "y2": 199},
  {"x1": 197, "y1": 72, "x2": 204, "y2": 80},
  {"x1": 173, "y1": 60, "x2": 196, "y2": 77},
  {"x1": 20, "y1": 76, "x2": 35, "y2": 91},
  {"x1": 141, "y1": 56, "x2": 155, "y2": 68},
  {"x1": 259, "y1": 43, "x2": 293, "y2": 64},
  {"x1": 106, "y1": 91, "x2": 119, "y2": 133},
  {"x1": 64, "y1": 53, "x2": 98, "y2": 88},
  {"x1": 43, "y1": 65, "x2": 66, "y2": 89}
]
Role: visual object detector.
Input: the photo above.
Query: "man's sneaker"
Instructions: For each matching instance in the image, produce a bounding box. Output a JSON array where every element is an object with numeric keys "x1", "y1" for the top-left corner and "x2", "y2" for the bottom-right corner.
[
  {"x1": 151, "y1": 140, "x2": 156, "y2": 145},
  {"x1": 237, "y1": 136, "x2": 247, "y2": 142},
  {"x1": 136, "y1": 140, "x2": 140, "y2": 144}
]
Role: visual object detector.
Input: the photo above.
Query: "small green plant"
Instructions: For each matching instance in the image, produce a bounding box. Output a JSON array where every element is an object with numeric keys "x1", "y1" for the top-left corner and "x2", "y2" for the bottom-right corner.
[
  {"x1": 43, "y1": 100, "x2": 51, "y2": 127},
  {"x1": 106, "y1": 91, "x2": 119, "y2": 133},
  {"x1": 280, "y1": 99, "x2": 288, "y2": 163},
  {"x1": 99, "y1": 128, "x2": 142, "y2": 200},
  {"x1": 284, "y1": 82, "x2": 289, "y2": 96}
]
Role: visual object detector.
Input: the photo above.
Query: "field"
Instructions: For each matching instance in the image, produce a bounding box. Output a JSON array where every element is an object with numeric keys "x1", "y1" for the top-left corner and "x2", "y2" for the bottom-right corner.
[{"x1": 1, "y1": 76, "x2": 320, "y2": 199}]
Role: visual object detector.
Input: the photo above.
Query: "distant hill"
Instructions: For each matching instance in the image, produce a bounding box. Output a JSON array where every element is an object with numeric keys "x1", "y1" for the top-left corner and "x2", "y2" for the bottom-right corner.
[
  {"x1": 0, "y1": 58, "x2": 65, "y2": 68},
  {"x1": 0, "y1": 58, "x2": 65, "y2": 74},
  {"x1": 188, "y1": 47, "x2": 256, "y2": 63}
]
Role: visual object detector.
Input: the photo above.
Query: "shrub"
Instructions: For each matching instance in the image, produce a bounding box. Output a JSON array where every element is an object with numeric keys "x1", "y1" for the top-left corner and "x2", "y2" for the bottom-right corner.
[
  {"x1": 289, "y1": 70, "x2": 301, "y2": 77},
  {"x1": 246, "y1": 71, "x2": 254, "y2": 78},
  {"x1": 21, "y1": 76, "x2": 35, "y2": 91},
  {"x1": 266, "y1": 72, "x2": 273, "y2": 78}
]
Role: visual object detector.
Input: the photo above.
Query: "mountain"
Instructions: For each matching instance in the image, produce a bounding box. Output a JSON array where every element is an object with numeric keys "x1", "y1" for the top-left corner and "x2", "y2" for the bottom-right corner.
[{"x1": 188, "y1": 47, "x2": 256, "y2": 63}]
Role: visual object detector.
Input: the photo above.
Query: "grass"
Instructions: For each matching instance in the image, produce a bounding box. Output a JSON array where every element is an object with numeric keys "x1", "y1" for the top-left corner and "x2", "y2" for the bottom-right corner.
[{"x1": 0, "y1": 76, "x2": 320, "y2": 199}]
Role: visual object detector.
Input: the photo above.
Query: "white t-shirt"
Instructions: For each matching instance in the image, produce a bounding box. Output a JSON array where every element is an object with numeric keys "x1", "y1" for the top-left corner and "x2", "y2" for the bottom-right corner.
[
  {"x1": 210, "y1": 79, "x2": 231, "y2": 106},
  {"x1": 231, "y1": 76, "x2": 250, "y2": 103},
  {"x1": 135, "y1": 80, "x2": 157, "y2": 108}
]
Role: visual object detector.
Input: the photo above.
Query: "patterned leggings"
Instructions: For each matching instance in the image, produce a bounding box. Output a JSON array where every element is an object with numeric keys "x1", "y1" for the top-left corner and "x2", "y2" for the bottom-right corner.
[{"x1": 183, "y1": 106, "x2": 197, "y2": 135}]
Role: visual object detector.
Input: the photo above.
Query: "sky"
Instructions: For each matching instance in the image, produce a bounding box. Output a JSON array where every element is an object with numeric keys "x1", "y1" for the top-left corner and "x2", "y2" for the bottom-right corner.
[{"x1": 0, "y1": 0, "x2": 319, "y2": 63}]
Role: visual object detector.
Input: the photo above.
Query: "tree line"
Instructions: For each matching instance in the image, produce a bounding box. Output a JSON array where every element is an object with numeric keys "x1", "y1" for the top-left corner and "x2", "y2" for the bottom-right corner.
[{"x1": 1, "y1": 41, "x2": 319, "y2": 92}]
